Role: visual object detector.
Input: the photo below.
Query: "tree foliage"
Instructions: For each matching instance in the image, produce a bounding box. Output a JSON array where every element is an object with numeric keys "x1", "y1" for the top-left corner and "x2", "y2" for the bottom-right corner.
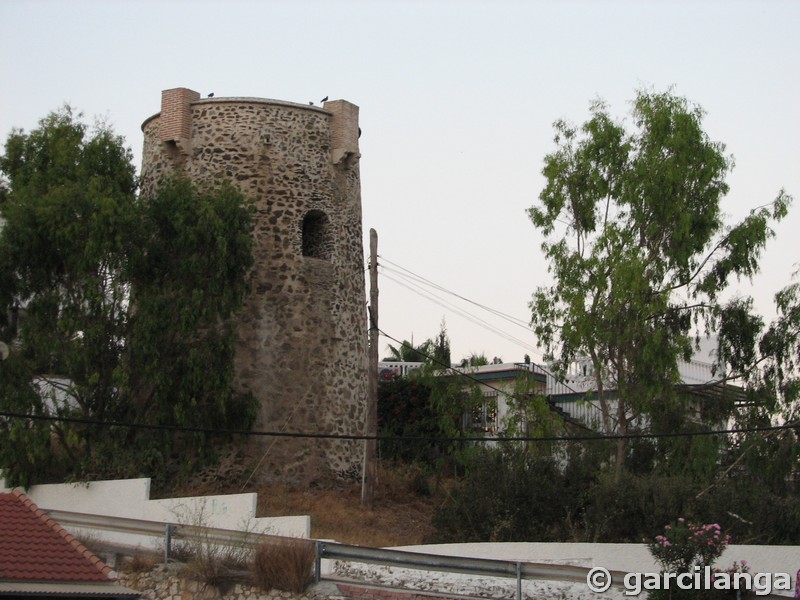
[
  {"x1": 706, "y1": 280, "x2": 800, "y2": 529},
  {"x1": 431, "y1": 443, "x2": 800, "y2": 545},
  {"x1": 377, "y1": 376, "x2": 448, "y2": 466},
  {"x1": 0, "y1": 108, "x2": 138, "y2": 485},
  {"x1": 382, "y1": 319, "x2": 452, "y2": 367},
  {"x1": 125, "y1": 178, "x2": 256, "y2": 440},
  {"x1": 0, "y1": 107, "x2": 257, "y2": 487},
  {"x1": 528, "y1": 89, "x2": 791, "y2": 475},
  {"x1": 430, "y1": 446, "x2": 570, "y2": 542}
]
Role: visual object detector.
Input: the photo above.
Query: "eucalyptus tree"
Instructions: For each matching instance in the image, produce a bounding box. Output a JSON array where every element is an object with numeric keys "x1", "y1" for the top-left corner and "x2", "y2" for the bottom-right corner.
[
  {"x1": 0, "y1": 107, "x2": 256, "y2": 486},
  {"x1": 0, "y1": 107, "x2": 138, "y2": 485},
  {"x1": 123, "y1": 177, "x2": 257, "y2": 476},
  {"x1": 529, "y1": 90, "x2": 790, "y2": 477}
]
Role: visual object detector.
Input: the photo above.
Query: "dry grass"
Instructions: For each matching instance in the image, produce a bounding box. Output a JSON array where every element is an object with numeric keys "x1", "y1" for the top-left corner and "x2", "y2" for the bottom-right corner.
[
  {"x1": 120, "y1": 553, "x2": 158, "y2": 574},
  {"x1": 251, "y1": 539, "x2": 316, "y2": 593},
  {"x1": 173, "y1": 463, "x2": 442, "y2": 547},
  {"x1": 256, "y1": 464, "x2": 441, "y2": 547}
]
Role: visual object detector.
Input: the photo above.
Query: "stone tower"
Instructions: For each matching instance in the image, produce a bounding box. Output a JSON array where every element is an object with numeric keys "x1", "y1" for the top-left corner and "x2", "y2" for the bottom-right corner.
[{"x1": 140, "y1": 88, "x2": 368, "y2": 483}]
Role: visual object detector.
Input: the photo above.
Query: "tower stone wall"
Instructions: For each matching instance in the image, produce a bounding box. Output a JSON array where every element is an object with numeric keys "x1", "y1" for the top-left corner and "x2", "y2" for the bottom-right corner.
[{"x1": 140, "y1": 88, "x2": 368, "y2": 483}]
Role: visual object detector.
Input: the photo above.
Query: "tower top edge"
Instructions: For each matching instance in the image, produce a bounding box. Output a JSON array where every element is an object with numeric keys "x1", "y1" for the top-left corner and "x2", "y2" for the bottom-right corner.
[{"x1": 141, "y1": 97, "x2": 352, "y2": 131}]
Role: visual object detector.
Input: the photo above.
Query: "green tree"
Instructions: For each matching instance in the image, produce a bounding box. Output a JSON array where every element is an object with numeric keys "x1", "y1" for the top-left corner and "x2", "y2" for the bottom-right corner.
[
  {"x1": 0, "y1": 107, "x2": 257, "y2": 486},
  {"x1": 458, "y1": 353, "x2": 490, "y2": 368},
  {"x1": 431, "y1": 318, "x2": 451, "y2": 368},
  {"x1": 109, "y1": 177, "x2": 257, "y2": 481},
  {"x1": 0, "y1": 107, "x2": 138, "y2": 485},
  {"x1": 529, "y1": 89, "x2": 790, "y2": 478},
  {"x1": 501, "y1": 371, "x2": 565, "y2": 452},
  {"x1": 720, "y1": 280, "x2": 800, "y2": 423},
  {"x1": 382, "y1": 338, "x2": 432, "y2": 363},
  {"x1": 695, "y1": 281, "x2": 800, "y2": 534},
  {"x1": 383, "y1": 319, "x2": 451, "y2": 368},
  {"x1": 430, "y1": 446, "x2": 570, "y2": 542}
]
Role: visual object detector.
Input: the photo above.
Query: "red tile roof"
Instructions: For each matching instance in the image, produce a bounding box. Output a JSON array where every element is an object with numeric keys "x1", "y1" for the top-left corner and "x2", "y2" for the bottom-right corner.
[{"x1": 0, "y1": 489, "x2": 114, "y2": 583}]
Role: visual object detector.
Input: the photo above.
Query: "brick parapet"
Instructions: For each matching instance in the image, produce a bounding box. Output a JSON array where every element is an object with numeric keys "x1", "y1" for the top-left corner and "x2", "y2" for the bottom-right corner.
[{"x1": 159, "y1": 87, "x2": 200, "y2": 142}]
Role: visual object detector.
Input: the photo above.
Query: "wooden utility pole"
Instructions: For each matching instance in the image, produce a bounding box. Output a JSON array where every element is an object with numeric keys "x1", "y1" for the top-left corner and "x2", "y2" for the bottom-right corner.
[{"x1": 362, "y1": 228, "x2": 378, "y2": 508}]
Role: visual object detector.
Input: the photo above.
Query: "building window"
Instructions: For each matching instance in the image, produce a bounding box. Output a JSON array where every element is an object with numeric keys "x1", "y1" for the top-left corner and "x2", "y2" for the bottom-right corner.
[
  {"x1": 301, "y1": 210, "x2": 330, "y2": 259},
  {"x1": 468, "y1": 392, "x2": 499, "y2": 433}
]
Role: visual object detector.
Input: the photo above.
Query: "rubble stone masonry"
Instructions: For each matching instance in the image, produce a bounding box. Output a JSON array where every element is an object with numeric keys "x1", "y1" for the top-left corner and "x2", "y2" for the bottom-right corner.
[{"x1": 140, "y1": 88, "x2": 368, "y2": 483}]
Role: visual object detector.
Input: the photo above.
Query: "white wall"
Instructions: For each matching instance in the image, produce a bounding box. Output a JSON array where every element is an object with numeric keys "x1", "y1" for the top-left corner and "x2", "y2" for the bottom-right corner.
[
  {"x1": 395, "y1": 542, "x2": 800, "y2": 577},
  {"x1": 1, "y1": 477, "x2": 310, "y2": 551},
  {"x1": 331, "y1": 542, "x2": 800, "y2": 599}
]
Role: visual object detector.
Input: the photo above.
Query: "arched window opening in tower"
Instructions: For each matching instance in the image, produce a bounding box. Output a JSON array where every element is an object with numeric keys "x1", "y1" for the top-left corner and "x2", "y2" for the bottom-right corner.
[{"x1": 301, "y1": 210, "x2": 331, "y2": 259}]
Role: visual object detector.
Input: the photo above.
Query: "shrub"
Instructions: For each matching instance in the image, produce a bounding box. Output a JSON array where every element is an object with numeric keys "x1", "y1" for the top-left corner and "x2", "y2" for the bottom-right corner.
[
  {"x1": 648, "y1": 518, "x2": 730, "y2": 573},
  {"x1": 580, "y1": 472, "x2": 698, "y2": 542},
  {"x1": 430, "y1": 447, "x2": 569, "y2": 542},
  {"x1": 180, "y1": 539, "x2": 251, "y2": 593},
  {"x1": 646, "y1": 519, "x2": 733, "y2": 600},
  {"x1": 168, "y1": 503, "x2": 253, "y2": 591},
  {"x1": 251, "y1": 539, "x2": 316, "y2": 593},
  {"x1": 378, "y1": 376, "x2": 447, "y2": 466}
]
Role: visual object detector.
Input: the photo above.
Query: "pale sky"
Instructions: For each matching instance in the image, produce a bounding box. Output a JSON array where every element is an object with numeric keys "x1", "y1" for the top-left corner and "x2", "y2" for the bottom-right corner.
[{"x1": 1, "y1": 0, "x2": 798, "y2": 366}]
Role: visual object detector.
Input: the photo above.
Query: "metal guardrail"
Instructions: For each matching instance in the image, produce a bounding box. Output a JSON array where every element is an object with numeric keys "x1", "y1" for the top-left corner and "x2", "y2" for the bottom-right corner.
[
  {"x1": 50, "y1": 508, "x2": 631, "y2": 599},
  {"x1": 46, "y1": 509, "x2": 264, "y2": 564},
  {"x1": 317, "y1": 542, "x2": 628, "y2": 599}
]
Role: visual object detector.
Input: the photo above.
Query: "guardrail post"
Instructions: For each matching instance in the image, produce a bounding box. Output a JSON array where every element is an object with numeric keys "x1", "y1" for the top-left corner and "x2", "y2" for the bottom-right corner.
[
  {"x1": 315, "y1": 541, "x2": 323, "y2": 583},
  {"x1": 164, "y1": 524, "x2": 173, "y2": 564},
  {"x1": 516, "y1": 561, "x2": 522, "y2": 600}
]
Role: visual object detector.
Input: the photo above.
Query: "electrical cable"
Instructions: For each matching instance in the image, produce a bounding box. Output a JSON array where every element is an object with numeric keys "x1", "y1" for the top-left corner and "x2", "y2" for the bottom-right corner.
[
  {"x1": 0, "y1": 314, "x2": 789, "y2": 444},
  {"x1": 377, "y1": 255, "x2": 575, "y2": 386},
  {"x1": 379, "y1": 256, "x2": 534, "y2": 330},
  {"x1": 2, "y1": 258, "x2": 784, "y2": 449},
  {"x1": 1, "y1": 410, "x2": 796, "y2": 443},
  {"x1": 379, "y1": 270, "x2": 539, "y2": 356},
  {"x1": 377, "y1": 328, "x2": 603, "y2": 433},
  {"x1": 374, "y1": 259, "x2": 588, "y2": 397}
]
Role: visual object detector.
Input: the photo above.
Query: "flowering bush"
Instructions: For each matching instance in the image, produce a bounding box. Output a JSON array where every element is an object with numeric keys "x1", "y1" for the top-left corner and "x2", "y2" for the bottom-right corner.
[
  {"x1": 711, "y1": 561, "x2": 756, "y2": 599},
  {"x1": 648, "y1": 518, "x2": 731, "y2": 573}
]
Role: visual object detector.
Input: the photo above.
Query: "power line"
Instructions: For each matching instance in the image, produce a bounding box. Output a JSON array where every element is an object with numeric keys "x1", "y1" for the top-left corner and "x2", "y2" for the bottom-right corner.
[
  {"x1": 0, "y1": 298, "x2": 790, "y2": 443},
  {"x1": 378, "y1": 326, "x2": 549, "y2": 400},
  {"x1": 379, "y1": 270, "x2": 539, "y2": 355},
  {"x1": 379, "y1": 256, "x2": 534, "y2": 330},
  {"x1": 377, "y1": 265, "x2": 608, "y2": 424},
  {"x1": 377, "y1": 263, "x2": 541, "y2": 355},
  {"x1": 379, "y1": 269, "x2": 591, "y2": 404},
  {"x1": 378, "y1": 255, "x2": 561, "y2": 372},
  {"x1": 374, "y1": 267, "x2": 587, "y2": 398},
  {"x1": 1, "y1": 410, "x2": 796, "y2": 443}
]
